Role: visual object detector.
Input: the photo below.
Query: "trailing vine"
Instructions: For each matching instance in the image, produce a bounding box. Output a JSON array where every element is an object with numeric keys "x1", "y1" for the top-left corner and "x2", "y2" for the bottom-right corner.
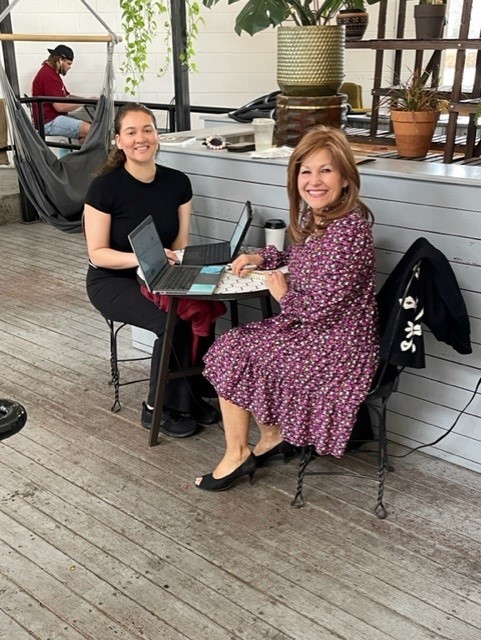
[{"x1": 119, "y1": 0, "x2": 204, "y2": 95}]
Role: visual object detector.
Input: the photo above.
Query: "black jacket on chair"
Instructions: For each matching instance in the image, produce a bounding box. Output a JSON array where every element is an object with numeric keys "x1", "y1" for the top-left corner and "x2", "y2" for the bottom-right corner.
[{"x1": 376, "y1": 237, "x2": 472, "y2": 369}]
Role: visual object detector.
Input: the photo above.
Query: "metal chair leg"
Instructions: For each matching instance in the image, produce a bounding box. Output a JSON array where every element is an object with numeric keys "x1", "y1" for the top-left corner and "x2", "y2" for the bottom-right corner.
[
  {"x1": 375, "y1": 400, "x2": 388, "y2": 519},
  {"x1": 104, "y1": 318, "x2": 150, "y2": 413},
  {"x1": 290, "y1": 446, "x2": 315, "y2": 509},
  {"x1": 365, "y1": 395, "x2": 394, "y2": 519},
  {"x1": 106, "y1": 318, "x2": 123, "y2": 412}
]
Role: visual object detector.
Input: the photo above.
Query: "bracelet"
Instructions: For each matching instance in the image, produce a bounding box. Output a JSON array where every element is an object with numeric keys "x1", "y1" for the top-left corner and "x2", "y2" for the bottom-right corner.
[{"x1": 205, "y1": 134, "x2": 226, "y2": 151}]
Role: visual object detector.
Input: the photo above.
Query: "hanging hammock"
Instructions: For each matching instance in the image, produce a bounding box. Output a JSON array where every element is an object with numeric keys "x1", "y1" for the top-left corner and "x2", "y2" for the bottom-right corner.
[{"x1": 0, "y1": 0, "x2": 120, "y2": 233}]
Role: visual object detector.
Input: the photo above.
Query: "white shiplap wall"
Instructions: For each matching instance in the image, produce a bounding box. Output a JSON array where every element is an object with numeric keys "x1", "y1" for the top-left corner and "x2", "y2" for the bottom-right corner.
[{"x1": 151, "y1": 139, "x2": 481, "y2": 474}]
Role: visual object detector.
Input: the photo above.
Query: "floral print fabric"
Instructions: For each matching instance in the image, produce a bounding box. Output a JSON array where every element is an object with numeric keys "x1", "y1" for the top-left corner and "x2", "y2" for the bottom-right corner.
[{"x1": 203, "y1": 209, "x2": 379, "y2": 457}]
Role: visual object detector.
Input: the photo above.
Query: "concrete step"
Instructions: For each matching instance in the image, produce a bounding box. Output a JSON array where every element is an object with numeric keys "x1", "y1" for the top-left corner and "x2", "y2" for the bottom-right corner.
[{"x1": 0, "y1": 166, "x2": 22, "y2": 224}]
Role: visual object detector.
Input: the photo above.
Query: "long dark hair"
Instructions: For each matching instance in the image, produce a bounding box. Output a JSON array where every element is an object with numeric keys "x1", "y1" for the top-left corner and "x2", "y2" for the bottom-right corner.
[
  {"x1": 287, "y1": 126, "x2": 372, "y2": 244},
  {"x1": 95, "y1": 103, "x2": 157, "y2": 176}
]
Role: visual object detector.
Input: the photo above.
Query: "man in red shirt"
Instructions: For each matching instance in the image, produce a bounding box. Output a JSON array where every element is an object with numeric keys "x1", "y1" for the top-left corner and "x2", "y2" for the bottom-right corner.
[{"x1": 31, "y1": 45, "x2": 91, "y2": 145}]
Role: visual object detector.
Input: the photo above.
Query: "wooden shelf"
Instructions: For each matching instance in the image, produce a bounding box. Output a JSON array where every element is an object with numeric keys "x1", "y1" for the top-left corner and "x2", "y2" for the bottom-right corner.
[
  {"x1": 346, "y1": 39, "x2": 481, "y2": 51},
  {"x1": 344, "y1": 0, "x2": 480, "y2": 163}
]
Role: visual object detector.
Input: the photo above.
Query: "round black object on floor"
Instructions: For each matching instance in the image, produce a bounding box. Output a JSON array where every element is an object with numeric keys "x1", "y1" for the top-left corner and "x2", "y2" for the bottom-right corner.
[{"x1": 0, "y1": 399, "x2": 27, "y2": 441}]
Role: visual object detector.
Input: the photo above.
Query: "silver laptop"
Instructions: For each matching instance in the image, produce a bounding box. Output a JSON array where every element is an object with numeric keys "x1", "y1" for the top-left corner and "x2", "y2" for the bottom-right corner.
[
  {"x1": 128, "y1": 215, "x2": 224, "y2": 295},
  {"x1": 182, "y1": 201, "x2": 253, "y2": 265}
]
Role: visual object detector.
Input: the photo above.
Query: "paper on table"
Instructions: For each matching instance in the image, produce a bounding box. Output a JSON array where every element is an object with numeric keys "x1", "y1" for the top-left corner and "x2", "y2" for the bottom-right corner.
[
  {"x1": 353, "y1": 155, "x2": 376, "y2": 165},
  {"x1": 244, "y1": 265, "x2": 289, "y2": 282},
  {"x1": 250, "y1": 146, "x2": 294, "y2": 159},
  {"x1": 159, "y1": 134, "x2": 196, "y2": 147},
  {"x1": 250, "y1": 146, "x2": 375, "y2": 165}
]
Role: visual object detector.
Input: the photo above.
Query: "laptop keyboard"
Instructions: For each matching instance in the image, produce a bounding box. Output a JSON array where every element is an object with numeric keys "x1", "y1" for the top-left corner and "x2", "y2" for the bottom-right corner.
[
  {"x1": 160, "y1": 267, "x2": 198, "y2": 290},
  {"x1": 199, "y1": 243, "x2": 228, "y2": 263}
]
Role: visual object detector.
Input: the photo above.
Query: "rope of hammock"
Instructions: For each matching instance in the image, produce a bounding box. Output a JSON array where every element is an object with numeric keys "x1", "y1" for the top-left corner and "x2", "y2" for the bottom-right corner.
[
  {"x1": 0, "y1": 0, "x2": 120, "y2": 163},
  {"x1": 0, "y1": 0, "x2": 120, "y2": 232},
  {"x1": 0, "y1": 41, "x2": 116, "y2": 163}
]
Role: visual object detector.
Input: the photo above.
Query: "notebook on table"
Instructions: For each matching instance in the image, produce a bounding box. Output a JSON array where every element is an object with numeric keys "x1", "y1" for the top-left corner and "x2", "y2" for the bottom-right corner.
[
  {"x1": 128, "y1": 215, "x2": 224, "y2": 295},
  {"x1": 182, "y1": 200, "x2": 253, "y2": 265}
]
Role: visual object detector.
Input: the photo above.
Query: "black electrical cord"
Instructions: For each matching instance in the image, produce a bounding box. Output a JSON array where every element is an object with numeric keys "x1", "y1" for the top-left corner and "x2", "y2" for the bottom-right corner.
[{"x1": 389, "y1": 374, "x2": 481, "y2": 459}]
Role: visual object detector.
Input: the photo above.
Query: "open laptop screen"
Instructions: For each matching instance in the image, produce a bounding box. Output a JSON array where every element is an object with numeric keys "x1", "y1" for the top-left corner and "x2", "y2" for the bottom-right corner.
[
  {"x1": 229, "y1": 202, "x2": 252, "y2": 256},
  {"x1": 129, "y1": 216, "x2": 168, "y2": 291}
]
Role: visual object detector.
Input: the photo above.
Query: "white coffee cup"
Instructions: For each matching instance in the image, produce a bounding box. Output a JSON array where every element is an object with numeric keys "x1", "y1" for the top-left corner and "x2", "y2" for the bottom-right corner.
[
  {"x1": 252, "y1": 118, "x2": 275, "y2": 152},
  {"x1": 265, "y1": 219, "x2": 287, "y2": 251}
]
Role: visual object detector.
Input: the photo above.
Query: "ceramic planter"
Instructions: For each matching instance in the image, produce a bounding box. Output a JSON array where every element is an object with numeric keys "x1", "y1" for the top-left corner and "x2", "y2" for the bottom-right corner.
[
  {"x1": 391, "y1": 109, "x2": 440, "y2": 157},
  {"x1": 277, "y1": 25, "x2": 345, "y2": 97},
  {"x1": 414, "y1": 4, "x2": 447, "y2": 40},
  {"x1": 274, "y1": 94, "x2": 348, "y2": 147},
  {"x1": 336, "y1": 9, "x2": 369, "y2": 41}
]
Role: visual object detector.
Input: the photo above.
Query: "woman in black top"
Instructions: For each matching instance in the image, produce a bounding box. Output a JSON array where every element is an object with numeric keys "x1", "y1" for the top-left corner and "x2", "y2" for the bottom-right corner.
[{"x1": 83, "y1": 103, "x2": 218, "y2": 436}]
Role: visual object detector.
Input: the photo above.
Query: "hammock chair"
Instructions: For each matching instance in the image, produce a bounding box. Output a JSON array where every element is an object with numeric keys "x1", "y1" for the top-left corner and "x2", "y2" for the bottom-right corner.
[{"x1": 0, "y1": 0, "x2": 120, "y2": 233}]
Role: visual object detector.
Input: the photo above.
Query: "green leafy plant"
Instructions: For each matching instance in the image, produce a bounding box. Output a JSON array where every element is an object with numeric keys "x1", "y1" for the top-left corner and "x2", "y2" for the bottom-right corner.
[
  {"x1": 202, "y1": 0, "x2": 380, "y2": 37},
  {"x1": 382, "y1": 69, "x2": 448, "y2": 112},
  {"x1": 119, "y1": 0, "x2": 204, "y2": 95},
  {"x1": 419, "y1": 0, "x2": 446, "y2": 5},
  {"x1": 341, "y1": 0, "x2": 367, "y2": 10}
]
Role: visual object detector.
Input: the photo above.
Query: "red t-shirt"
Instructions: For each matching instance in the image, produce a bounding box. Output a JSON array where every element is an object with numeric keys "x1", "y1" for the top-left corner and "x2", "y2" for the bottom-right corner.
[{"x1": 31, "y1": 63, "x2": 70, "y2": 128}]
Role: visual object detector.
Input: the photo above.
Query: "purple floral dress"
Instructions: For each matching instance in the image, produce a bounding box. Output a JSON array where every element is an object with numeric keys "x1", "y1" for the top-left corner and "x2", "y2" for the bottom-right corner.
[{"x1": 203, "y1": 208, "x2": 379, "y2": 457}]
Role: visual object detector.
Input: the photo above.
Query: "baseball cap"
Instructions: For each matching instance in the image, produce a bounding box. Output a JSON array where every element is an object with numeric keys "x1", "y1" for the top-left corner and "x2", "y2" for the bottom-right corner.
[{"x1": 47, "y1": 45, "x2": 74, "y2": 61}]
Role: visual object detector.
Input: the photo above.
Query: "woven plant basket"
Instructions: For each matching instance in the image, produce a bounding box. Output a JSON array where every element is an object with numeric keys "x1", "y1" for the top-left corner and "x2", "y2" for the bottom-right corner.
[{"x1": 277, "y1": 26, "x2": 345, "y2": 97}]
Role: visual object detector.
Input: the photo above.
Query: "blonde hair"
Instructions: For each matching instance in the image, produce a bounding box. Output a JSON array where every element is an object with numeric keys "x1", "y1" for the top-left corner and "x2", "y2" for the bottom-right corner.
[
  {"x1": 287, "y1": 126, "x2": 372, "y2": 244},
  {"x1": 95, "y1": 103, "x2": 157, "y2": 176}
]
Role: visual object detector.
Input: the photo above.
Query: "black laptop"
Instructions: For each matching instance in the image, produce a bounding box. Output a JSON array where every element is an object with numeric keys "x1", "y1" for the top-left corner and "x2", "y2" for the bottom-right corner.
[
  {"x1": 182, "y1": 201, "x2": 253, "y2": 265},
  {"x1": 128, "y1": 215, "x2": 224, "y2": 295}
]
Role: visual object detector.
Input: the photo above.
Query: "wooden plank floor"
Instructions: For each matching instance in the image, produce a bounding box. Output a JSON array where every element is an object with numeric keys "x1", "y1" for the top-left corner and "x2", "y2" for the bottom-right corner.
[{"x1": 1, "y1": 221, "x2": 480, "y2": 640}]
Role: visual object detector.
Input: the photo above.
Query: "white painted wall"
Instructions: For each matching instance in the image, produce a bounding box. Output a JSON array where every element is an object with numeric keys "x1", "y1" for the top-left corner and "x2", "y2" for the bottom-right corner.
[{"x1": 1, "y1": 0, "x2": 415, "y2": 127}]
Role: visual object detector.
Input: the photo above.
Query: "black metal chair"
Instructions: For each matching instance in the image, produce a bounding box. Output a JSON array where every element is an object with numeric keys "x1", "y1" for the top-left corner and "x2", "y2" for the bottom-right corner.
[
  {"x1": 290, "y1": 259, "x2": 422, "y2": 519},
  {"x1": 104, "y1": 299, "x2": 244, "y2": 413},
  {"x1": 105, "y1": 318, "x2": 150, "y2": 413}
]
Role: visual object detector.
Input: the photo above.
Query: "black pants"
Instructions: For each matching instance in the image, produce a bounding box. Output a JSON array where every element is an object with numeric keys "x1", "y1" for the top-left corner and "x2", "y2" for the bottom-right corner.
[{"x1": 87, "y1": 267, "x2": 214, "y2": 411}]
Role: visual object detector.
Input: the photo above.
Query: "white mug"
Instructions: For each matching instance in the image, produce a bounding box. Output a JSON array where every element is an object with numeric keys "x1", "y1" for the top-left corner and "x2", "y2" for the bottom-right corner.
[{"x1": 264, "y1": 219, "x2": 286, "y2": 251}]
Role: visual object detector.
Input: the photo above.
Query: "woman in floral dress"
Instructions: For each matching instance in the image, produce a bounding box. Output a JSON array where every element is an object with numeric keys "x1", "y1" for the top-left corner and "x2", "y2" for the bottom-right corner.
[{"x1": 195, "y1": 126, "x2": 379, "y2": 491}]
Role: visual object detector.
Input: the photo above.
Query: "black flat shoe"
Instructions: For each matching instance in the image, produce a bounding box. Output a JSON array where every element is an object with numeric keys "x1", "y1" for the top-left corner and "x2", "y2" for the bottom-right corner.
[
  {"x1": 196, "y1": 453, "x2": 257, "y2": 492},
  {"x1": 189, "y1": 398, "x2": 220, "y2": 425},
  {"x1": 253, "y1": 441, "x2": 298, "y2": 467},
  {"x1": 141, "y1": 403, "x2": 197, "y2": 437}
]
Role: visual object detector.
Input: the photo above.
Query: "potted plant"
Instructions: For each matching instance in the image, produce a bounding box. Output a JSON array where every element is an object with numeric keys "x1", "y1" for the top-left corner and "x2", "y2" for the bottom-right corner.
[
  {"x1": 336, "y1": 0, "x2": 369, "y2": 42},
  {"x1": 414, "y1": 0, "x2": 447, "y2": 41},
  {"x1": 383, "y1": 69, "x2": 448, "y2": 157},
  {"x1": 203, "y1": 0, "x2": 381, "y2": 96}
]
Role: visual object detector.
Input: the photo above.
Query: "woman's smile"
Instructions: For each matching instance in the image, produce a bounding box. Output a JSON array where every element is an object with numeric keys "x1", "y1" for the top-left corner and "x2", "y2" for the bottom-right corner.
[
  {"x1": 115, "y1": 111, "x2": 158, "y2": 164},
  {"x1": 297, "y1": 148, "x2": 347, "y2": 211}
]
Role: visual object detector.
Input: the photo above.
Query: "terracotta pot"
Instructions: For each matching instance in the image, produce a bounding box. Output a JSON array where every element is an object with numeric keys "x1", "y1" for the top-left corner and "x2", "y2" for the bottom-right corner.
[
  {"x1": 391, "y1": 110, "x2": 440, "y2": 157},
  {"x1": 277, "y1": 26, "x2": 345, "y2": 97}
]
